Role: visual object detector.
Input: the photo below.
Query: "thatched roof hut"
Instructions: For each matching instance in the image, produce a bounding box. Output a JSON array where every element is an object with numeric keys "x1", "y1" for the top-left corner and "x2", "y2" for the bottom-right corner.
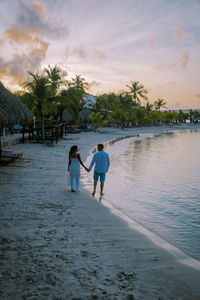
[
  {"x1": 0, "y1": 82, "x2": 33, "y2": 126},
  {"x1": 0, "y1": 107, "x2": 8, "y2": 126},
  {"x1": 0, "y1": 82, "x2": 33, "y2": 158}
]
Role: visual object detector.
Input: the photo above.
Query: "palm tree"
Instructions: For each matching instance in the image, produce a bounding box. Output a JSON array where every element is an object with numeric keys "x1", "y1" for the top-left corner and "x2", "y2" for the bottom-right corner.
[
  {"x1": 45, "y1": 65, "x2": 66, "y2": 95},
  {"x1": 126, "y1": 81, "x2": 148, "y2": 104},
  {"x1": 56, "y1": 88, "x2": 82, "y2": 122},
  {"x1": 154, "y1": 98, "x2": 167, "y2": 110},
  {"x1": 25, "y1": 72, "x2": 51, "y2": 142},
  {"x1": 118, "y1": 92, "x2": 137, "y2": 110},
  {"x1": 70, "y1": 74, "x2": 88, "y2": 92},
  {"x1": 65, "y1": 87, "x2": 85, "y2": 123},
  {"x1": 145, "y1": 102, "x2": 154, "y2": 112}
]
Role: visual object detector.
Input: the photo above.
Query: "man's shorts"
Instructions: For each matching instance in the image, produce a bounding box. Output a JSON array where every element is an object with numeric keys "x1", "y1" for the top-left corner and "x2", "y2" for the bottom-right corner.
[{"x1": 93, "y1": 171, "x2": 106, "y2": 183}]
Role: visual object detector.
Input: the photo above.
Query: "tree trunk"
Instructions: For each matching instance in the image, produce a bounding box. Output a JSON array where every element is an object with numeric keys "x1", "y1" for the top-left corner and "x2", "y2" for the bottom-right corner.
[
  {"x1": 59, "y1": 109, "x2": 63, "y2": 122},
  {"x1": 0, "y1": 126, "x2": 2, "y2": 159},
  {"x1": 59, "y1": 109, "x2": 64, "y2": 138},
  {"x1": 40, "y1": 112, "x2": 45, "y2": 143}
]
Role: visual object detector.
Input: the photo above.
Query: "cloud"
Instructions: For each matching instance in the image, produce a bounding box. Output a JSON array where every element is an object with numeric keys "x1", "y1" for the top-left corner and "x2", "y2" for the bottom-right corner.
[
  {"x1": 92, "y1": 50, "x2": 107, "y2": 61},
  {"x1": 64, "y1": 44, "x2": 108, "y2": 63},
  {"x1": 153, "y1": 51, "x2": 190, "y2": 71},
  {"x1": 176, "y1": 28, "x2": 183, "y2": 42},
  {"x1": 181, "y1": 50, "x2": 190, "y2": 68},
  {"x1": 167, "y1": 81, "x2": 175, "y2": 86},
  {"x1": 147, "y1": 37, "x2": 155, "y2": 47},
  {"x1": 88, "y1": 80, "x2": 101, "y2": 89},
  {"x1": 195, "y1": 58, "x2": 200, "y2": 65},
  {"x1": 0, "y1": 24, "x2": 49, "y2": 84},
  {"x1": 0, "y1": 0, "x2": 69, "y2": 85},
  {"x1": 153, "y1": 62, "x2": 176, "y2": 71},
  {"x1": 4, "y1": 27, "x2": 43, "y2": 45},
  {"x1": 68, "y1": 0, "x2": 94, "y2": 4},
  {"x1": 0, "y1": 39, "x2": 49, "y2": 85},
  {"x1": 73, "y1": 43, "x2": 88, "y2": 59},
  {"x1": 64, "y1": 47, "x2": 70, "y2": 58},
  {"x1": 16, "y1": 0, "x2": 69, "y2": 39}
]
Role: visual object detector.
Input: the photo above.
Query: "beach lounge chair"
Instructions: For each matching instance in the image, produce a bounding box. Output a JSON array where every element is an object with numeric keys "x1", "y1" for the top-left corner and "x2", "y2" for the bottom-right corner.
[{"x1": 0, "y1": 151, "x2": 23, "y2": 166}]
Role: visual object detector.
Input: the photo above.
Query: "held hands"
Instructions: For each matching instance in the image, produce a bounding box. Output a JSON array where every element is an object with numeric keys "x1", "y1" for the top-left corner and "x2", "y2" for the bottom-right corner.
[{"x1": 85, "y1": 166, "x2": 90, "y2": 172}]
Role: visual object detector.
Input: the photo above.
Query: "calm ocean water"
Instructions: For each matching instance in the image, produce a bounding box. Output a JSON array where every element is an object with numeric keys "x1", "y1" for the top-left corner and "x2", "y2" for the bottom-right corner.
[{"x1": 83, "y1": 129, "x2": 200, "y2": 262}]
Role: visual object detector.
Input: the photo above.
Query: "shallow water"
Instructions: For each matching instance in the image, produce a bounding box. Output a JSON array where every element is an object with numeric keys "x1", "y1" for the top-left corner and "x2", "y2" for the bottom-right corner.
[{"x1": 83, "y1": 129, "x2": 200, "y2": 261}]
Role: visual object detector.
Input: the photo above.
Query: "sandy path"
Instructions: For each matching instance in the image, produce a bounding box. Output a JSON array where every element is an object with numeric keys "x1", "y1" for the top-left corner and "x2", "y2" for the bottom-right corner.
[{"x1": 0, "y1": 124, "x2": 200, "y2": 299}]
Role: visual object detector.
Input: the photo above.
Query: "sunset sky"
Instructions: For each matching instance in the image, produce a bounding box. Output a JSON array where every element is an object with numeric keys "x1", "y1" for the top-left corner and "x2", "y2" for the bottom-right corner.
[{"x1": 0, "y1": 0, "x2": 200, "y2": 109}]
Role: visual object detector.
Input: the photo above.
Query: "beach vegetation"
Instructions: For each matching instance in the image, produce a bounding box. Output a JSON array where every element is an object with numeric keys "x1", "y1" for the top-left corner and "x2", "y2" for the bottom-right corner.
[
  {"x1": 126, "y1": 81, "x2": 148, "y2": 104},
  {"x1": 109, "y1": 108, "x2": 128, "y2": 128},
  {"x1": 69, "y1": 74, "x2": 89, "y2": 94},
  {"x1": 11, "y1": 65, "x2": 198, "y2": 135},
  {"x1": 154, "y1": 98, "x2": 167, "y2": 110},
  {"x1": 89, "y1": 111, "x2": 104, "y2": 130},
  {"x1": 44, "y1": 65, "x2": 66, "y2": 94},
  {"x1": 24, "y1": 71, "x2": 51, "y2": 142}
]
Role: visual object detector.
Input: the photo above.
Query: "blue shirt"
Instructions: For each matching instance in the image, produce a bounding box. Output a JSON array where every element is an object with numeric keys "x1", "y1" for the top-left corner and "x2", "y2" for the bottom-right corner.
[{"x1": 89, "y1": 150, "x2": 110, "y2": 173}]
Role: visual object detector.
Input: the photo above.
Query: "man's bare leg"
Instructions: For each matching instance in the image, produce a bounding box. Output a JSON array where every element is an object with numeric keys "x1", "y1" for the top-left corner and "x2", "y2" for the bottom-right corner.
[
  {"x1": 92, "y1": 181, "x2": 97, "y2": 197},
  {"x1": 100, "y1": 182, "x2": 104, "y2": 196}
]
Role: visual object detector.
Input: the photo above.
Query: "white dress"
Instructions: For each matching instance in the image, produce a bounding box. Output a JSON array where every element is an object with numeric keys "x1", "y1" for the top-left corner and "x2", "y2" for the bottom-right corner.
[{"x1": 69, "y1": 157, "x2": 80, "y2": 192}]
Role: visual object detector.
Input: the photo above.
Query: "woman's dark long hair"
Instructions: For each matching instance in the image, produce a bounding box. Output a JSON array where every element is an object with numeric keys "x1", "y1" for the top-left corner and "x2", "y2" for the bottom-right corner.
[{"x1": 69, "y1": 145, "x2": 78, "y2": 158}]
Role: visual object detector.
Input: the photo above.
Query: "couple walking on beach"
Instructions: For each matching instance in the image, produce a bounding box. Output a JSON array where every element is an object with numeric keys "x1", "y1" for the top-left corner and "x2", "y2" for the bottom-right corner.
[{"x1": 68, "y1": 144, "x2": 110, "y2": 197}]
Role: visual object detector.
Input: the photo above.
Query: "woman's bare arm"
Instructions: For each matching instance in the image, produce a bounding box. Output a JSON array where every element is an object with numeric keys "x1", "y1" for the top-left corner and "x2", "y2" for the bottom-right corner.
[
  {"x1": 68, "y1": 156, "x2": 71, "y2": 171},
  {"x1": 77, "y1": 154, "x2": 88, "y2": 170}
]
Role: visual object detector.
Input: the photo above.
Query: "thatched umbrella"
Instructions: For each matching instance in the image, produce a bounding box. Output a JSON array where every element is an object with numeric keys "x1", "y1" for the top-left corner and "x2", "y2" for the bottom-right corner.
[
  {"x1": 0, "y1": 82, "x2": 33, "y2": 125},
  {"x1": 0, "y1": 107, "x2": 8, "y2": 126},
  {"x1": 0, "y1": 81, "x2": 33, "y2": 157}
]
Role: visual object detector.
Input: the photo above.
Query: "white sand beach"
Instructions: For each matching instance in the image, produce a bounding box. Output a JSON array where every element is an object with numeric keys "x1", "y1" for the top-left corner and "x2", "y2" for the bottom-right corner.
[{"x1": 1, "y1": 123, "x2": 200, "y2": 300}]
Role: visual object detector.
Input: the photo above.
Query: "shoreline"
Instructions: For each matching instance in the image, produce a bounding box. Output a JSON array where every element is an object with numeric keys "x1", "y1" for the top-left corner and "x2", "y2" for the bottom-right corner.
[
  {"x1": 1, "y1": 123, "x2": 200, "y2": 299},
  {"x1": 82, "y1": 126, "x2": 200, "y2": 271},
  {"x1": 101, "y1": 199, "x2": 200, "y2": 271}
]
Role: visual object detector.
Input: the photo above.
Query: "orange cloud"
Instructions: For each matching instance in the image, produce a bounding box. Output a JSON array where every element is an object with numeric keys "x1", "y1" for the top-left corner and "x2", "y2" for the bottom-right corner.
[
  {"x1": 0, "y1": 0, "x2": 53, "y2": 86},
  {"x1": 31, "y1": 0, "x2": 45, "y2": 17},
  {"x1": 182, "y1": 50, "x2": 190, "y2": 68},
  {"x1": 4, "y1": 26, "x2": 49, "y2": 52},
  {"x1": 0, "y1": 36, "x2": 49, "y2": 86},
  {"x1": 4, "y1": 27, "x2": 41, "y2": 44},
  {"x1": 176, "y1": 28, "x2": 183, "y2": 42},
  {"x1": 0, "y1": 25, "x2": 49, "y2": 85},
  {"x1": 147, "y1": 37, "x2": 155, "y2": 47}
]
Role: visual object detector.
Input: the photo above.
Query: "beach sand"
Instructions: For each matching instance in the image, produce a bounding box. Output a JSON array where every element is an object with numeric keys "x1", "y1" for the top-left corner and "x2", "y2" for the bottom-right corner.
[{"x1": 0, "y1": 124, "x2": 200, "y2": 300}]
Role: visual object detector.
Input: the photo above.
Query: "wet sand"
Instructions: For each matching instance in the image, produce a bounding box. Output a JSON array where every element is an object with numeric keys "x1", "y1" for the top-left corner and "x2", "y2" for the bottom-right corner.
[{"x1": 0, "y1": 124, "x2": 200, "y2": 299}]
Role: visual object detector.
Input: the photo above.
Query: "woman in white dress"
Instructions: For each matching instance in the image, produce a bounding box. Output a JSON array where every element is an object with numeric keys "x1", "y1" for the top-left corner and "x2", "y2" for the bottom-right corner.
[{"x1": 68, "y1": 145, "x2": 88, "y2": 192}]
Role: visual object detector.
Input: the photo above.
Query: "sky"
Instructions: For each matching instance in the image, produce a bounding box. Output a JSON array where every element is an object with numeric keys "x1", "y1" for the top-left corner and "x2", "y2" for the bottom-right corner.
[{"x1": 0, "y1": 0, "x2": 200, "y2": 109}]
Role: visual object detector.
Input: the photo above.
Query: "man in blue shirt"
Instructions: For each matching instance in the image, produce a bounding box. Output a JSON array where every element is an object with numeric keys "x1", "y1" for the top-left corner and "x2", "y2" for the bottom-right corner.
[{"x1": 88, "y1": 144, "x2": 110, "y2": 197}]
